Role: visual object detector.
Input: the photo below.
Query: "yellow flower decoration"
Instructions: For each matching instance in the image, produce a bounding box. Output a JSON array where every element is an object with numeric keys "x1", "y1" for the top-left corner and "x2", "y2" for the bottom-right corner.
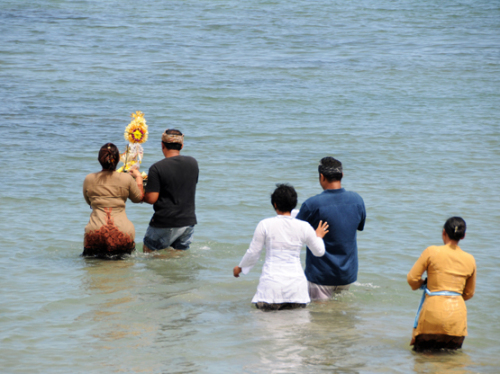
[{"x1": 124, "y1": 111, "x2": 148, "y2": 144}]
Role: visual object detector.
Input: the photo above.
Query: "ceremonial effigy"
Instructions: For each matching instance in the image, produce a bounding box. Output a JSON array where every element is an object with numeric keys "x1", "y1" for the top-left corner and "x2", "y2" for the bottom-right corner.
[{"x1": 117, "y1": 111, "x2": 149, "y2": 182}]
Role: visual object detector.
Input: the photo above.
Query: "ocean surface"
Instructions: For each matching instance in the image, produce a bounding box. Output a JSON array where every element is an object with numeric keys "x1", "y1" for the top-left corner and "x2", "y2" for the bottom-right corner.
[{"x1": 1, "y1": 0, "x2": 499, "y2": 373}]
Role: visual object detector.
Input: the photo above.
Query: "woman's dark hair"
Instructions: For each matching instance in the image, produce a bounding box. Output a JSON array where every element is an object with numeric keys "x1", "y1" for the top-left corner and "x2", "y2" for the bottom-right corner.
[
  {"x1": 162, "y1": 129, "x2": 183, "y2": 151},
  {"x1": 444, "y1": 216, "x2": 466, "y2": 241},
  {"x1": 98, "y1": 143, "x2": 120, "y2": 171},
  {"x1": 271, "y1": 184, "x2": 297, "y2": 213},
  {"x1": 318, "y1": 156, "x2": 343, "y2": 182}
]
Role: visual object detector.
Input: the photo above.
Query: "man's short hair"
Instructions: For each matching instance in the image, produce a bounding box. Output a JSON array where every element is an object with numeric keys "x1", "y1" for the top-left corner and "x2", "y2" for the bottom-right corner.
[
  {"x1": 318, "y1": 157, "x2": 343, "y2": 182},
  {"x1": 162, "y1": 129, "x2": 183, "y2": 150},
  {"x1": 271, "y1": 184, "x2": 298, "y2": 213}
]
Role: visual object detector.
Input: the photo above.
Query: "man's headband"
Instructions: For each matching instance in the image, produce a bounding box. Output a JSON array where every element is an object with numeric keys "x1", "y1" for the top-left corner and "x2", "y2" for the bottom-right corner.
[{"x1": 162, "y1": 132, "x2": 184, "y2": 144}]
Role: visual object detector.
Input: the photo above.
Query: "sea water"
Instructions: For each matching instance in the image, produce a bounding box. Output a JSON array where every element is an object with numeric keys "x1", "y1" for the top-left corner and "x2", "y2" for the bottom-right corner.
[{"x1": 1, "y1": 0, "x2": 499, "y2": 373}]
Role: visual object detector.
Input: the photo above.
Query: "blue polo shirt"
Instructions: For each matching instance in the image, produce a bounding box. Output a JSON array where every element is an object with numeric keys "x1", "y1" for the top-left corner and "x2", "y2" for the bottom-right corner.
[{"x1": 296, "y1": 188, "x2": 366, "y2": 286}]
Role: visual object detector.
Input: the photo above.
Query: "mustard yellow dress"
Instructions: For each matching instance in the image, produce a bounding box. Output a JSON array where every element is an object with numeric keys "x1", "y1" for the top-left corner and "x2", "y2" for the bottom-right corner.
[
  {"x1": 83, "y1": 171, "x2": 143, "y2": 258},
  {"x1": 407, "y1": 243, "x2": 476, "y2": 349}
]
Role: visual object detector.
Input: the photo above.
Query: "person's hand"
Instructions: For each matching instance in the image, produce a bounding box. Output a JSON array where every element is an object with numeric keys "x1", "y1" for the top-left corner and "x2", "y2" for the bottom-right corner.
[
  {"x1": 129, "y1": 168, "x2": 142, "y2": 179},
  {"x1": 233, "y1": 266, "x2": 242, "y2": 278},
  {"x1": 315, "y1": 220, "x2": 329, "y2": 238}
]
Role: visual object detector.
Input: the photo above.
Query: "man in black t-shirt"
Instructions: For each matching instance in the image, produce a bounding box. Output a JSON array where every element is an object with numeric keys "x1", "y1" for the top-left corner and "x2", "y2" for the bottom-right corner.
[{"x1": 142, "y1": 129, "x2": 199, "y2": 251}]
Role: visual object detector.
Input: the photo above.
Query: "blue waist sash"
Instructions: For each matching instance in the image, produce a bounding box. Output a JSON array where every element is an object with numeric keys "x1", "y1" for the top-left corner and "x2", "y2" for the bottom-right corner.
[{"x1": 413, "y1": 284, "x2": 461, "y2": 328}]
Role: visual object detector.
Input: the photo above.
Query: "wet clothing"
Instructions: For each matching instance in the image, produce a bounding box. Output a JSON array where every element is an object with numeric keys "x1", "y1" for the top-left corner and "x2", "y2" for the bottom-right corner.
[
  {"x1": 143, "y1": 225, "x2": 194, "y2": 251},
  {"x1": 407, "y1": 243, "x2": 476, "y2": 348},
  {"x1": 238, "y1": 215, "x2": 325, "y2": 305},
  {"x1": 255, "y1": 302, "x2": 306, "y2": 311},
  {"x1": 413, "y1": 335, "x2": 465, "y2": 352},
  {"x1": 82, "y1": 171, "x2": 143, "y2": 259},
  {"x1": 296, "y1": 188, "x2": 366, "y2": 286},
  {"x1": 307, "y1": 281, "x2": 351, "y2": 300}
]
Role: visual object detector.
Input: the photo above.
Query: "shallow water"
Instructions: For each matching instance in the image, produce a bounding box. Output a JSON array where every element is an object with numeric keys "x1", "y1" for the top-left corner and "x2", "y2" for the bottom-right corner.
[{"x1": 1, "y1": 0, "x2": 499, "y2": 373}]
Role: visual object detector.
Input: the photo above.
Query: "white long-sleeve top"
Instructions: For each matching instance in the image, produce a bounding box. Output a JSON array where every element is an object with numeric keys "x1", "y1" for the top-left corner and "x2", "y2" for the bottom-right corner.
[{"x1": 239, "y1": 215, "x2": 325, "y2": 304}]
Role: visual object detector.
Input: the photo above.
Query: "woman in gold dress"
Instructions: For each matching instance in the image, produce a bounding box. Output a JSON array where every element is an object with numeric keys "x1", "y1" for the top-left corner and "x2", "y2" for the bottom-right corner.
[
  {"x1": 407, "y1": 217, "x2": 476, "y2": 351},
  {"x1": 82, "y1": 143, "x2": 144, "y2": 259}
]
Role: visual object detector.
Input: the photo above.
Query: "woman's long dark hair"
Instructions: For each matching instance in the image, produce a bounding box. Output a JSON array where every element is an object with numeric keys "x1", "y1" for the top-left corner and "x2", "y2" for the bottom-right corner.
[
  {"x1": 98, "y1": 143, "x2": 120, "y2": 171},
  {"x1": 444, "y1": 216, "x2": 466, "y2": 241}
]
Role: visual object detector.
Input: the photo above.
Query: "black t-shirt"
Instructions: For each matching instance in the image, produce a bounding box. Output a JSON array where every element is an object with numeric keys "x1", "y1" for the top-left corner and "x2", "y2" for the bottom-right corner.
[{"x1": 145, "y1": 155, "x2": 199, "y2": 228}]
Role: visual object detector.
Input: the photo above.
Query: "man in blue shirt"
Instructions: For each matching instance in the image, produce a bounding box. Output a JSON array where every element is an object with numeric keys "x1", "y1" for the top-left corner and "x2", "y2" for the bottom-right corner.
[{"x1": 296, "y1": 157, "x2": 366, "y2": 300}]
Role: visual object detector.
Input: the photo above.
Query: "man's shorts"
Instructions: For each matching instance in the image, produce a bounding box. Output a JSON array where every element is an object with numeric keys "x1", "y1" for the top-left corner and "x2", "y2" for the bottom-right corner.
[
  {"x1": 143, "y1": 225, "x2": 194, "y2": 251},
  {"x1": 308, "y1": 281, "x2": 351, "y2": 300}
]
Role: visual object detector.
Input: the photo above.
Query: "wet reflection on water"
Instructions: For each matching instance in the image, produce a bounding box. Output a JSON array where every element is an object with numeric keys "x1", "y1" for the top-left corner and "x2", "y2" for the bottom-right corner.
[
  {"x1": 303, "y1": 301, "x2": 363, "y2": 372},
  {"x1": 236, "y1": 294, "x2": 363, "y2": 373},
  {"x1": 142, "y1": 248, "x2": 203, "y2": 300},
  {"x1": 74, "y1": 252, "x2": 208, "y2": 372},
  {"x1": 412, "y1": 349, "x2": 475, "y2": 374},
  {"x1": 250, "y1": 308, "x2": 312, "y2": 371},
  {"x1": 142, "y1": 250, "x2": 207, "y2": 372},
  {"x1": 142, "y1": 247, "x2": 187, "y2": 260},
  {"x1": 81, "y1": 259, "x2": 135, "y2": 295},
  {"x1": 76, "y1": 259, "x2": 160, "y2": 372},
  {"x1": 63, "y1": 248, "x2": 495, "y2": 373},
  {"x1": 79, "y1": 260, "x2": 143, "y2": 332}
]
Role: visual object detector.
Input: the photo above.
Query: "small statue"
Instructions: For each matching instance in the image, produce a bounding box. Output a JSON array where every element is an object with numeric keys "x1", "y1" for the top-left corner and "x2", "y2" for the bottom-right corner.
[{"x1": 117, "y1": 111, "x2": 149, "y2": 181}]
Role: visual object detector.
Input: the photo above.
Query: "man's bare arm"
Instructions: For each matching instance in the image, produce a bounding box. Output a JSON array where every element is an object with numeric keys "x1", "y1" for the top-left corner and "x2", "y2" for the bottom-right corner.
[{"x1": 143, "y1": 191, "x2": 159, "y2": 204}]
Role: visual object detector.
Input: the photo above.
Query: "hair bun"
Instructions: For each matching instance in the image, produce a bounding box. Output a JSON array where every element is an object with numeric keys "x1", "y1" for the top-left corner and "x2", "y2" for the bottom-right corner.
[{"x1": 444, "y1": 217, "x2": 466, "y2": 241}]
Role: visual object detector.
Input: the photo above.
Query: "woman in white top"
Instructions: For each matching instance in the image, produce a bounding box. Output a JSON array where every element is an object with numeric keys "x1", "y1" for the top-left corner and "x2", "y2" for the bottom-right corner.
[{"x1": 233, "y1": 184, "x2": 328, "y2": 311}]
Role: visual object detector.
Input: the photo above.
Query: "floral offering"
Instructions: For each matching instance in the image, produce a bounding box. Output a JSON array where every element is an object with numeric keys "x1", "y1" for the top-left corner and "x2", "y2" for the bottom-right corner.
[
  {"x1": 117, "y1": 111, "x2": 149, "y2": 180},
  {"x1": 124, "y1": 111, "x2": 148, "y2": 144}
]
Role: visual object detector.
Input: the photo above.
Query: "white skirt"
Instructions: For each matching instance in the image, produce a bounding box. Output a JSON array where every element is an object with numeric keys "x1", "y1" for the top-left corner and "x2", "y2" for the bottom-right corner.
[{"x1": 251, "y1": 272, "x2": 311, "y2": 304}]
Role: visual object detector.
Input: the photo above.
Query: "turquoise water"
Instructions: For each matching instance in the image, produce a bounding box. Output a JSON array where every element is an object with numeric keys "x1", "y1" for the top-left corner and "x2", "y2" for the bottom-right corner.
[{"x1": 1, "y1": 0, "x2": 499, "y2": 372}]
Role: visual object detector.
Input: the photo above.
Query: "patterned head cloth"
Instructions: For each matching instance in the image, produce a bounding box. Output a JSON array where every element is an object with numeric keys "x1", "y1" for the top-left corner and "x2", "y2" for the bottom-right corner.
[{"x1": 161, "y1": 131, "x2": 184, "y2": 144}]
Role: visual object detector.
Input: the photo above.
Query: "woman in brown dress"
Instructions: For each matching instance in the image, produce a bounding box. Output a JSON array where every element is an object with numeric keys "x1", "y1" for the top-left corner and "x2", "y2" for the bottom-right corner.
[{"x1": 82, "y1": 143, "x2": 144, "y2": 259}]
